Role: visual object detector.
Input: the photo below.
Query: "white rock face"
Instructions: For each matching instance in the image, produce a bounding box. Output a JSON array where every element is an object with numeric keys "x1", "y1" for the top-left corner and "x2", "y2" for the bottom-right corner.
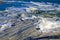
[
  {"x1": 36, "y1": 17, "x2": 60, "y2": 33},
  {"x1": 0, "y1": 1, "x2": 60, "y2": 33},
  {"x1": 0, "y1": 22, "x2": 12, "y2": 31},
  {"x1": 26, "y1": 7, "x2": 38, "y2": 13}
]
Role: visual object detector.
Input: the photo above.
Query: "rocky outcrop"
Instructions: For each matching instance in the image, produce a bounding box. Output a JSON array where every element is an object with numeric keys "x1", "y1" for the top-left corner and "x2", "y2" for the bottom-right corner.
[{"x1": 0, "y1": 1, "x2": 5, "y2": 4}]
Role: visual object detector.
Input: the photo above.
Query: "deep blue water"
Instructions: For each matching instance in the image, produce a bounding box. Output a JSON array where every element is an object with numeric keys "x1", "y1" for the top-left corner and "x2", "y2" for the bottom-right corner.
[
  {"x1": 0, "y1": 0, "x2": 60, "y2": 11},
  {"x1": 0, "y1": 2, "x2": 34, "y2": 11},
  {"x1": 0, "y1": 2, "x2": 26, "y2": 11},
  {"x1": 23, "y1": 0, "x2": 60, "y2": 4},
  {"x1": 4, "y1": 0, "x2": 60, "y2": 4}
]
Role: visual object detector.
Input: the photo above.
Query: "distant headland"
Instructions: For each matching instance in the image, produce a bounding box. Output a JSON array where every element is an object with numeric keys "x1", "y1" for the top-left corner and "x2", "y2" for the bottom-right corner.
[{"x1": 0, "y1": 1, "x2": 5, "y2": 4}]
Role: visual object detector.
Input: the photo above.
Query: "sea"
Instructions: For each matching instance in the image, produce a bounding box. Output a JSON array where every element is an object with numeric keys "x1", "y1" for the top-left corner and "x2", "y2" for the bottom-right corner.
[{"x1": 0, "y1": 0, "x2": 60, "y2": 11}]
